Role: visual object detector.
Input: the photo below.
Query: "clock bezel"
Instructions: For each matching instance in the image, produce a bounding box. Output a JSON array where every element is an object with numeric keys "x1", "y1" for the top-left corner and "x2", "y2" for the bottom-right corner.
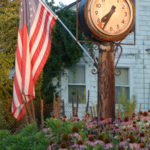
[{"x1": 84, "y1": 0, "x2": 135, "y2": 41}]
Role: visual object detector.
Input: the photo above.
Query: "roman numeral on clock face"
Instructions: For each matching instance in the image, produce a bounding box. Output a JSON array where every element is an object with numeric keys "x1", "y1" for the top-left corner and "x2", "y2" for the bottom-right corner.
[
  {"x1": 122, "y1": 19, "x2": 125, "y2": 24},
  {"x1": 95, "y1": 11, "x2": 98, "y2": 15}
]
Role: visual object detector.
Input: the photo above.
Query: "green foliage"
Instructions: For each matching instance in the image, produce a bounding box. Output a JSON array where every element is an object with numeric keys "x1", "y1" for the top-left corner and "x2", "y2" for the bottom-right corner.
[
  {"x1": 45, "y1": 118, "x2": 62, "y2": 136},
  {"x1": 0, "y1": 124, "x2": 49, "y2": 150},
  {"x1": 0, "y1": 0, "x2": 22, "y2": 131},
  {"x1": 0, "y1": 0, "x2": 84, "y2": 130},
  {"x1": 45, "y1": 118, "x2": 86, "y2": 144},
  {"x1": 119, "y1": 88, "x2": 136, "y2": 117},
  {"x1": 0, "y1": 130, "x2": 11, "y2": 141}
]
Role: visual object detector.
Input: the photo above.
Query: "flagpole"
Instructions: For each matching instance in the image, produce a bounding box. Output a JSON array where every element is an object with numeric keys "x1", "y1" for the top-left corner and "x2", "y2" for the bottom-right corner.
[{"x1": 40, "y1": 0, "x2": 97, "y2": 65}]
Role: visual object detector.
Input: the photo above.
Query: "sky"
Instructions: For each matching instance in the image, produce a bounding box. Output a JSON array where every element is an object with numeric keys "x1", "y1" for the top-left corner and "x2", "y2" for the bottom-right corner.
[{"x1": 48, "y1": 0, "x2": 75, "y2": 6}]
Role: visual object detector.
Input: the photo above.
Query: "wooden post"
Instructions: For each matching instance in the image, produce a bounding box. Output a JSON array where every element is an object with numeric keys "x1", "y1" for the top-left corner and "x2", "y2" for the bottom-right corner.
[
  {"x1": 71, "y1": 98, "x2": 75, "y2": 116},
  {"x1": 53, "y1": 93, "x2": 56, "y2": 118},
  {"x1": 23, "y1": 93, "x2": 34, "y2": 123},
  {"x1": 24, "y1": 104, "x2": 29, "y2": 124},
  {"x1": 117, "y1": 102, "x2": 121, "y2": 118},
  {"x1": 76, "y1": 90, "x2": 79, "y2": 115},
  {"x1": 139, "y1": 103, "x2": 142, "y2": 112},
  {"x1": 97, "y1": 42, "x2": 115, "y2": 120},
  {"x1": 41, "y1": 100, "x2": 44, "y2": 128},
  {"x1": 57, "y1": 96, "x2": 61, "y2": 118},
  {"x1": 30, "y1": 96, "x2": 36, "y2": 123}
]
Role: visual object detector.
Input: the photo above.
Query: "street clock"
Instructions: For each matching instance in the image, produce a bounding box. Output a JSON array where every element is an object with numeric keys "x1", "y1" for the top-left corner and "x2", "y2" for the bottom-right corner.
[{"x1": 78, "y1": 0, "x2": 135, "y2": 41}]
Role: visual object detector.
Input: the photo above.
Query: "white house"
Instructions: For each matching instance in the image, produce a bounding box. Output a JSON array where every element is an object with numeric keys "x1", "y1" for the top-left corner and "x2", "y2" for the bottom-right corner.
[{"x1": 60, "y1": 0, "x2": 150, "y2": 118}]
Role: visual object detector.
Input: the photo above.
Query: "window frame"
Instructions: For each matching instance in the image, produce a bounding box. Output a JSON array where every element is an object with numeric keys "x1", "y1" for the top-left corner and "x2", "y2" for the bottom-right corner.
[
  {"x1": 68, "y1": 64, "x2": 86, "y2": 104},
  {"x1": 115, "y1": 67, "x2": 131, "y2": 103}
]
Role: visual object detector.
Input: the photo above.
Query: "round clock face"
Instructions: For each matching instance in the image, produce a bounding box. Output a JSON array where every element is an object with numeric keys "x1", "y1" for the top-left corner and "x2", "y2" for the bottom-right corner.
[{"x1": 85, "y1": 0, "x2": 135, "y2": 41}]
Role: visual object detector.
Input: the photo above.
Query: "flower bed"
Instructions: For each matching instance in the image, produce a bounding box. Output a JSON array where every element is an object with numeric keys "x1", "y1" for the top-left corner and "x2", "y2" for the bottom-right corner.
[
  {"x1": 1, "y1": 111, "x2": 150, "y2": 150},
  {"x1": 45, "y1": 112, "x2": 150, "y2": 150}
]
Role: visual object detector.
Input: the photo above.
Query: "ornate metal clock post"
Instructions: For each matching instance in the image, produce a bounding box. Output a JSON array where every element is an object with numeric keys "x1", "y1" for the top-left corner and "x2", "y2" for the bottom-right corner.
[
  {"x1": 97, "y1": 42, "x2": 115, "y2": 120},
  {"x1": 78, "y1": 0, "x2": 135, "y2": 120}
]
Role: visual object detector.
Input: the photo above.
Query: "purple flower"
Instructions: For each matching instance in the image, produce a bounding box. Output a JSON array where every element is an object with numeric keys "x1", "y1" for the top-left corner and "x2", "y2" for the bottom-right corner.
[{"x1": 119, "y1": 141, "x2": 128, "y2": 147}]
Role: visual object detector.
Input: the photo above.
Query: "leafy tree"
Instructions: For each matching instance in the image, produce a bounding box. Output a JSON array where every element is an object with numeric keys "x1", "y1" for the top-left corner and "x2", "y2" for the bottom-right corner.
[
  {"x1": 0, "y1": 0, "x2": 20, "y2": 130},
  {"x1": 0, "y1": 0, "x2": 84, "y2": 127}
]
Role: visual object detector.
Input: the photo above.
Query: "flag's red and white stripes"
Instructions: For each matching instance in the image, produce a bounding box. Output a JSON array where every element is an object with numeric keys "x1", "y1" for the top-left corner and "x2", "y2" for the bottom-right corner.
[{"x1": 12, "y1": 2, "x2": 56, "y2": 120}]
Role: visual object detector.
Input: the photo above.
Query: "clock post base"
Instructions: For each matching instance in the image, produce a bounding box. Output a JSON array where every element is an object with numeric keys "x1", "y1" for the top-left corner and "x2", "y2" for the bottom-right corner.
[{"x1": 97, "y1": 42, "x2": 115, "y2": 121}]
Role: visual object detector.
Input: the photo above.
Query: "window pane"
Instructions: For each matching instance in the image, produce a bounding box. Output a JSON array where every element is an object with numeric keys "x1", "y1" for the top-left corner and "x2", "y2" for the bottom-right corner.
[
  {"x1": 115, "y1": 87, "x2": 129, "y2": 104},
  {"x1": 68, "y1": 85, "x2": 86, "y2": 104},
  {"x1": 68, "y1": 66, "x2": 85, "y2": 84},
  {"x1": 115, "y1": 68, "x2": 129, "y2": 85}
]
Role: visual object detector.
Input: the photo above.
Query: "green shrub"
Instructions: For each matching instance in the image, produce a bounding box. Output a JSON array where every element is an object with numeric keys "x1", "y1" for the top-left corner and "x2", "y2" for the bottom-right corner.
[{"x1": 0, "y1": 124, "x2": 49, "y2": 150}]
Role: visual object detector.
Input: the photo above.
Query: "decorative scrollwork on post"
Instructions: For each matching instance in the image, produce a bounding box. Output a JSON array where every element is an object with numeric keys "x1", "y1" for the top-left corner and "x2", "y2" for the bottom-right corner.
[
  {"x1": 89, "y1": 44, "x2": 98, "y2": 74},
  {"x1": 91, "y1": 68, "x2": 98, "y2": 74},
  {"x1": 115, "y1": 69, "x2": 121, "y2": 76},
  {"x1": 112, "y1": 42, "x2": 123, "y2": 76}
]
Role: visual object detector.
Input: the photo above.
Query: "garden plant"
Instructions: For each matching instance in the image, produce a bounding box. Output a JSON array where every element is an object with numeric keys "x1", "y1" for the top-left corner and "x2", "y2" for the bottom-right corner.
[{"x1": 1, "y1": 111, "x2": 150, "y2": 150}]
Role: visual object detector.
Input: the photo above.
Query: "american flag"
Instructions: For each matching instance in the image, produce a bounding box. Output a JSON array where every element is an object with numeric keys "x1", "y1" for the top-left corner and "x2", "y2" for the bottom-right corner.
[{"x1": 12, "y1": 0, "x2": 57, "y2": 120}]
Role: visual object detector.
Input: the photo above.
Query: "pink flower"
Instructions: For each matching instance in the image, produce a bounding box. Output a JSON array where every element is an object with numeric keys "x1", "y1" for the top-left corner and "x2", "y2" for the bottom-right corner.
[
  {"x1": 62, "y1": 115, "x2": 68, "y2": 121},
  {"x1": 129, "y1": 143, "x2": 139, "y2": 149},
  {"x1": 119, "y1": 141, "x2": 128, "y2": 147},
  {"x1": 98, "y1": 118, "x2": 112, "y2": 125},
  {"x1": 129, "y1": 126, "x2": 137, "y2": 131},
  {"x1": 95, "y1": 140, "x2": 104, "y2": 146},
  {"x1": 47, "y1": 145, "x2": 52, "y2": 150},
  {"x1": 113, "y1": 128, "x2": 120, "y2": 132},
  {"x1": 138, "y1": 148, "x2": 149, "y2": 150},
  {"x1": 82, "y1": 113, "x2": 92, "y2": 121},
  {"x1": 120, "y1": 121, "x2": 132, "y2": 126},
  {"x1": 113, "y1": 118, "x2": 122, "y2": 124},
  {"x1": 72, "y1": 144, "x2": 87, "y2": 149},
  {"x1": 141, "y1": 116, "x2": 149, "y2": 121},
  {"x1": 104, "y1": 143, "x2": 114, "y2": 149},
  {"x1": 45, "y1": 134, "x2": 53, "y2": 138},
  {"x1": 86, "y1": 140, "x2": 96, "y2": 146},
  {"x1": 42, "y1": 128, "x2": 51, "y2": 133},
  {"x1": 70, "y1": 133, "x2": 82, "y2": 140},
  {"x1": 86, "y1": 122, "x2": 94, "y2": 128},
  {"x1": 86, "y1": 135, "x2": 96, "y2": 146}
]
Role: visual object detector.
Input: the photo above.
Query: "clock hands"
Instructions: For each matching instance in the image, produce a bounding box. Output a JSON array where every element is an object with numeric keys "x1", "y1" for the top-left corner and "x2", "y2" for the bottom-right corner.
[{"x1": 101, "y1": 5, "x2": 116, "y2": 30}]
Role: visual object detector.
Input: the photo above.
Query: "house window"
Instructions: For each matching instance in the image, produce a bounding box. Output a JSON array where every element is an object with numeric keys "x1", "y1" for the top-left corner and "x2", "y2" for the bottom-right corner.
[
  {"x1": 68, "y1": 65, "x2": 86, "y2": 104},
  {"x1": 115, "y1": 68, "x2": 130, "y2": 104}
]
